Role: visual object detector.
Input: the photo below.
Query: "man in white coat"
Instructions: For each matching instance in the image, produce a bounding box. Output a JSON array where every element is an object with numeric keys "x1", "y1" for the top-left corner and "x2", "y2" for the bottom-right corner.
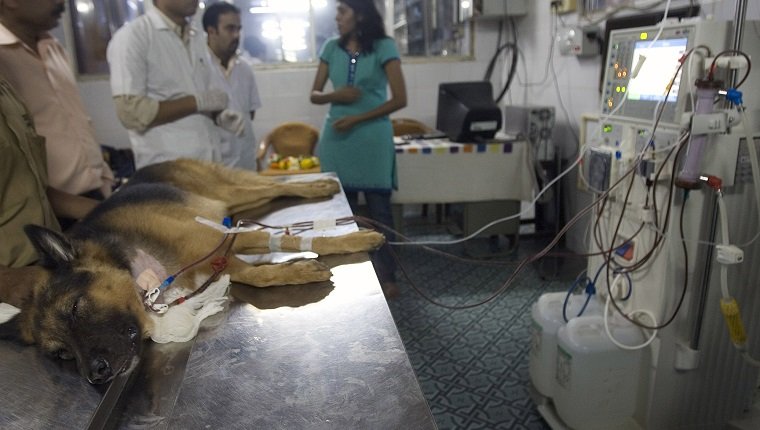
[
  {"x1": 107, "y1": 0, "x2": 244, "y2": 169},
  {"x1": 202, "y1": 2, "x2": 262, "y2": 170}
]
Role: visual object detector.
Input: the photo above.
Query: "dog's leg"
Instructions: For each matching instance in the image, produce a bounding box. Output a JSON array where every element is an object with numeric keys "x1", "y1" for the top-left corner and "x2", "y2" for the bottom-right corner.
[
  {"x1": 232, "y1": 230, "x2": 384, "y2": 255},
  {"x1": 220, "y1": 180, "x2": 341, "y2": 214},
  {"x1": 145, "y1": 159, "x2": 341, "y2": 214},
  {"x1": 227, "y1": 258, "x2": 332, "y2": 287}
]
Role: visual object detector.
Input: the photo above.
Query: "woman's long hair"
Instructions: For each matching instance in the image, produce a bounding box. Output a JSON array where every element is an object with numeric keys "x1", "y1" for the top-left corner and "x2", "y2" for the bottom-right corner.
[{"x1": 339, "y1": 0, "x2": 387, "y2": 53}]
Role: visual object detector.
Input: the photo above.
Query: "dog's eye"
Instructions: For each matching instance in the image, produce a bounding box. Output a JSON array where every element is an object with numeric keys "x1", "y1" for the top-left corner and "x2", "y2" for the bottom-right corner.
[
  {"x1": 72, "y1": 296, "x2": 82, "y2": 319},
  {"x1": 53, "y1": 348, "x2": 73, "y2": 360}
]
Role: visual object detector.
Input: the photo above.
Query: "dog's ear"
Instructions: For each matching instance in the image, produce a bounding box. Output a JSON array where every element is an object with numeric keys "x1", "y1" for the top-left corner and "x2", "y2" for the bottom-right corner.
[{"x1": 23, "y1": 224, "x2": 78, "y2": 269}]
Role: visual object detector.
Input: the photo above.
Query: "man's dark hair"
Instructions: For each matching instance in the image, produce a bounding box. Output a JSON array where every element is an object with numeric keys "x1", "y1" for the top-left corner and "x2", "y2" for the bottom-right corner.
[{"x1": 202, "y1": 2, "x2": 241, "y2": 32}]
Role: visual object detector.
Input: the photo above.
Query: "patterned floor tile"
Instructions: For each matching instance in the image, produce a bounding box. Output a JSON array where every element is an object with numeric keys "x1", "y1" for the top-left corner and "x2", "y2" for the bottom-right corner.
[{"x1": 387, "y1": 217, "x2": 587, "y2": 430}]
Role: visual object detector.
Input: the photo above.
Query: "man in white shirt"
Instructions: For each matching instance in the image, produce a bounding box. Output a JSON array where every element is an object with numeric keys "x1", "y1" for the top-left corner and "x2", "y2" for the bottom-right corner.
[
  {"x1": 107, "y1": 0, "x2": 244, "y2": 169},
  {"x1": 202, "y1": 2, "x2": 262, "y2": 170}
]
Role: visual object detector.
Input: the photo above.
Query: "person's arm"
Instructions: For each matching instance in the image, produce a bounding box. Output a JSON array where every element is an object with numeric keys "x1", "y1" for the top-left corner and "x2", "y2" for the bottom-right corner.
[
  {"x1": 113, "y1": 92, "x2": 227, "y2": 133},
  {"x1": 107, "y1": 21, "x2": 227, "y2": 133},
  {"x1": 310, "y1": 61, "x2": 362, "y2": 105},
  {"x1": 46, "y1": 187, "x2": 99, "y2": 220},
  {"x1": 151, "y1": 96, "x2": 199, "y2": 127},
  {"x1": 332, "y1": 59, "x2": 407, "y2": 132}
]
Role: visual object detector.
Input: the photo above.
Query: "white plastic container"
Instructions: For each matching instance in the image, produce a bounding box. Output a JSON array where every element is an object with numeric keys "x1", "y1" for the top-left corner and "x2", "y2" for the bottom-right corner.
[
  {"x1": 553, "y1": 315, "x2": 644, "y2": 430},
  {"x1": 529, "y1": 292, "x2": 601, "y2": 398}
]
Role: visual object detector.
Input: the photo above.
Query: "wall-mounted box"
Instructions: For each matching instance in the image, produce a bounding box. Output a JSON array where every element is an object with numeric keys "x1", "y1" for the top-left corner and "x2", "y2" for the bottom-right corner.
[
  {"x1": 557, "y1": 25, "x2": 600, "y2": 57},
  {"x1": 462, "y1": 0, "x2": 529, "y2": 20}
]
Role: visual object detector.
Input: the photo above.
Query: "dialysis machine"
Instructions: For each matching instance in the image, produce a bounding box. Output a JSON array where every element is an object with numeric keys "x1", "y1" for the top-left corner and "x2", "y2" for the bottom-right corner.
[{"x1": 530, "y1": 17, "x2": 760, "y2": 430}]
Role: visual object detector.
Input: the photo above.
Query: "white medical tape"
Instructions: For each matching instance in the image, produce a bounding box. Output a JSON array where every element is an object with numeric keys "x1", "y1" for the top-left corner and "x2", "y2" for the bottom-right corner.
[
  {"x1": 269, "y1": 234, "x2": 283, "y2": 252},
  {"x1": 151, "y1": 303, "x2": 169, "y2": 314},
  {"x1": 299, "y1": 236, "x2": 313, "y2": 251},
  {"x1": 195, "y1": 216, "x2": 259, "y2": 234},
  {"x1": 313, "y1": 219, "x2": 337, "y2": 230}
]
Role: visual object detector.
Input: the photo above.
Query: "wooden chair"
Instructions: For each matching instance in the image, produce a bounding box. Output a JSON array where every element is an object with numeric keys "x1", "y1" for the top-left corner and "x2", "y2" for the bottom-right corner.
[
  {"x1": 256, "y1": 122, "x2": 319, "y2": 171},
  {"x1": 391, "y1": 118, "x2": 433, "y2": 137}
]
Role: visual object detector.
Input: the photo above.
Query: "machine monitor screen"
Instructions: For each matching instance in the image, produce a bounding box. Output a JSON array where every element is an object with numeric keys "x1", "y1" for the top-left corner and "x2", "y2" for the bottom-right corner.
[
  {"x1": 601, "y1": 25, "x2": 699, "y2": 125},
  {"x1": 626, "y1": 38, "x2": 688, "y2": 103}
]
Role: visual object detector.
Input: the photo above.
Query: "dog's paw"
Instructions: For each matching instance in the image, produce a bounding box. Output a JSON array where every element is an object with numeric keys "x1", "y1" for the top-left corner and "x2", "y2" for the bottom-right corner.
[
  {"x1": 279, "y1": 259, "x2": 332, "y2": 285},
  {"x1": 314, "y1": 230, "x2": 385, "y2": 255},
  {"x1": 349, "y1": 230, "x2": 386, "y2": 251}
]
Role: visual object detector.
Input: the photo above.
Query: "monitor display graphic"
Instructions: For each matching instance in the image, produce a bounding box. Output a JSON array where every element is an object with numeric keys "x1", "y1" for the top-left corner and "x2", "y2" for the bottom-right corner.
[{"x1": 626, "y1": 38, "x2": 688, "y2": 103}]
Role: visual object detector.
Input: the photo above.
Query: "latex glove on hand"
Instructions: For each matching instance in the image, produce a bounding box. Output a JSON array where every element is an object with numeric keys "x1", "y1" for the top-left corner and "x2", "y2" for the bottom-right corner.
[
  {"x1": 215, "y1": 109, "x2": 245, "y2": 137},
  {"x1": 195, "y1": 89, "x2": 229, "y2": 113}
]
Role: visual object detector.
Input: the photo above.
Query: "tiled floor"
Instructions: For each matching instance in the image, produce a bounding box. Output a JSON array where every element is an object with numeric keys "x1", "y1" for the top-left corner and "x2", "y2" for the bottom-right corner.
[{"x1": 386, "y1": 215, "x2": 584, "y2": 430}]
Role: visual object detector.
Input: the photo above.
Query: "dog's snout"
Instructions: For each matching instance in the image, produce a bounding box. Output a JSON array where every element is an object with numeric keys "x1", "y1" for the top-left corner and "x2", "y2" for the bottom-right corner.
[{"x1": 89, "y1": 357, "x2": 112, "y2": 384}]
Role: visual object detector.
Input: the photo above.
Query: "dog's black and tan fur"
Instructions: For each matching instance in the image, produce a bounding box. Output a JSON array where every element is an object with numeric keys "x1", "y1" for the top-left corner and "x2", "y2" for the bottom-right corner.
[{"x1": 0, "y1": 159, "x2": 384, "y2": 384}]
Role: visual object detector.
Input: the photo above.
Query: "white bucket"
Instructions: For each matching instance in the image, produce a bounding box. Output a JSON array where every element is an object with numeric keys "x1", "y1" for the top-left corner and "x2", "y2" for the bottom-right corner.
[
  {"x1": 553, "y1": 315, "x2": 644, "y2": 430},
  {"x1": 529, "y1": 291, "x2": 601, "y2": 398}
]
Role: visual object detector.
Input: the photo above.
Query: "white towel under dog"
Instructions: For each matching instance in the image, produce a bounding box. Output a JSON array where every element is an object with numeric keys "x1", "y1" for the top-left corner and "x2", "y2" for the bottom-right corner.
[{"x1": 148, "y1": 275, "x2": 231, "y2": 343}]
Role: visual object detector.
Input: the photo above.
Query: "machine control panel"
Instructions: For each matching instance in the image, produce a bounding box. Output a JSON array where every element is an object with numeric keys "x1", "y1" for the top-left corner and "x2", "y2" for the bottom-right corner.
[{"x1": 601, "y1": 21, "x2": 729, "y2": 127}]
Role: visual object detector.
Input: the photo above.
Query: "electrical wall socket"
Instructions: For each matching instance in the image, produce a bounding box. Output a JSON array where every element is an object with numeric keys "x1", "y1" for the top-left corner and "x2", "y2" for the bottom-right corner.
[{"x1": 558, "y1": 25, "x2": 600, "y2": 57}]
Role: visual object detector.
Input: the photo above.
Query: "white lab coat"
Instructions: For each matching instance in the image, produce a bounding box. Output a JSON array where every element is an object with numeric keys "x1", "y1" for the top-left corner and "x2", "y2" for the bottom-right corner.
[
  {"x1": 108, "y1": 9, "x2": 221, "y2": 169},
  {"x1": 207, "y1": 50, "x2": 262, "y2": 170}
]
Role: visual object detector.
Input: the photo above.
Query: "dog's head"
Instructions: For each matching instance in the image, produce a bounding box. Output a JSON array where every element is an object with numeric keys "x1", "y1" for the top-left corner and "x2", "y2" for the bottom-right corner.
[{"x1": 0, "y1": 225, "x2": 150, "y2": 384}]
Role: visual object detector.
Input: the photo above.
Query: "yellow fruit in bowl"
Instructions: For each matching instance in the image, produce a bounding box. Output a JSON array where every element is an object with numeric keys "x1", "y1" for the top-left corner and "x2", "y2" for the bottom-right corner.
[
  {"x1": 277, "y1": 159, "x2": 288, "y2": 170},
  {"x1": 300, "y1": 158, "x2": 314, "y2": 169}
]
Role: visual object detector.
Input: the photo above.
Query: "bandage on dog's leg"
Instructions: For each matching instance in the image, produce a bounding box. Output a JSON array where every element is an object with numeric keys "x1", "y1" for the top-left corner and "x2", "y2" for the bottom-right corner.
[
  {"x1": 233, "y1": 230, "x2": 384, "y2": 255},
  {"x1": 268, "y1": 235, "x2": 283, "y2": 252}
]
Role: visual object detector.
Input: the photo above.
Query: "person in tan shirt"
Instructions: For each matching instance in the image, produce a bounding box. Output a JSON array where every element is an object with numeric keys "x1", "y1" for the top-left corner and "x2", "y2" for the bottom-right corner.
[{"x1": 0, "y1": 0, "x2": 113, "y2": 199}]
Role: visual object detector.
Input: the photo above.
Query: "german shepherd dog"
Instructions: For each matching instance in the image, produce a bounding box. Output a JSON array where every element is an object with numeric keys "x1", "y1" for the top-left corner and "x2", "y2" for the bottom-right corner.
[{"x1": 0, "y1": 159, "x2": 384, "y2": 384}]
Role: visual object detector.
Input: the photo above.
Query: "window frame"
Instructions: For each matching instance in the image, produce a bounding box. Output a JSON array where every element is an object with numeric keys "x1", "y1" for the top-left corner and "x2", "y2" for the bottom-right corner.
[{"x1": 65, "y1": 0, "x2": 475, "y2": 78}]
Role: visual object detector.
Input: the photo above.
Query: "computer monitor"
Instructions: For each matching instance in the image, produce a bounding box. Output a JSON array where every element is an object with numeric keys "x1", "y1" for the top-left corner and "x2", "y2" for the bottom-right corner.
[
  {"x1": 601, "y1": 20, "x2": 730, "y2": 126},
  {"x1": 436, "y1": 81, "x2": 502, "y2": 142}
]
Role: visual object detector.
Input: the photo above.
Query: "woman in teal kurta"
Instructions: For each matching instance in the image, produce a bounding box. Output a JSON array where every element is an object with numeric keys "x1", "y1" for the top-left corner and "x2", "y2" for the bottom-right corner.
[
  {"x1": 317, "y1": 37, "x2": 398, "y2": 191},
  {"x1": 310, "y1": 0, "x2": 407, "y2": 296}
]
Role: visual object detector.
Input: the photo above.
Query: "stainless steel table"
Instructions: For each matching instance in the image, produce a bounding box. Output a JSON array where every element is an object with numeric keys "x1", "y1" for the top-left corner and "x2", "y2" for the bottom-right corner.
[{"x1": 0, "y1": 172, "x2": 436, "y2": 430}]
